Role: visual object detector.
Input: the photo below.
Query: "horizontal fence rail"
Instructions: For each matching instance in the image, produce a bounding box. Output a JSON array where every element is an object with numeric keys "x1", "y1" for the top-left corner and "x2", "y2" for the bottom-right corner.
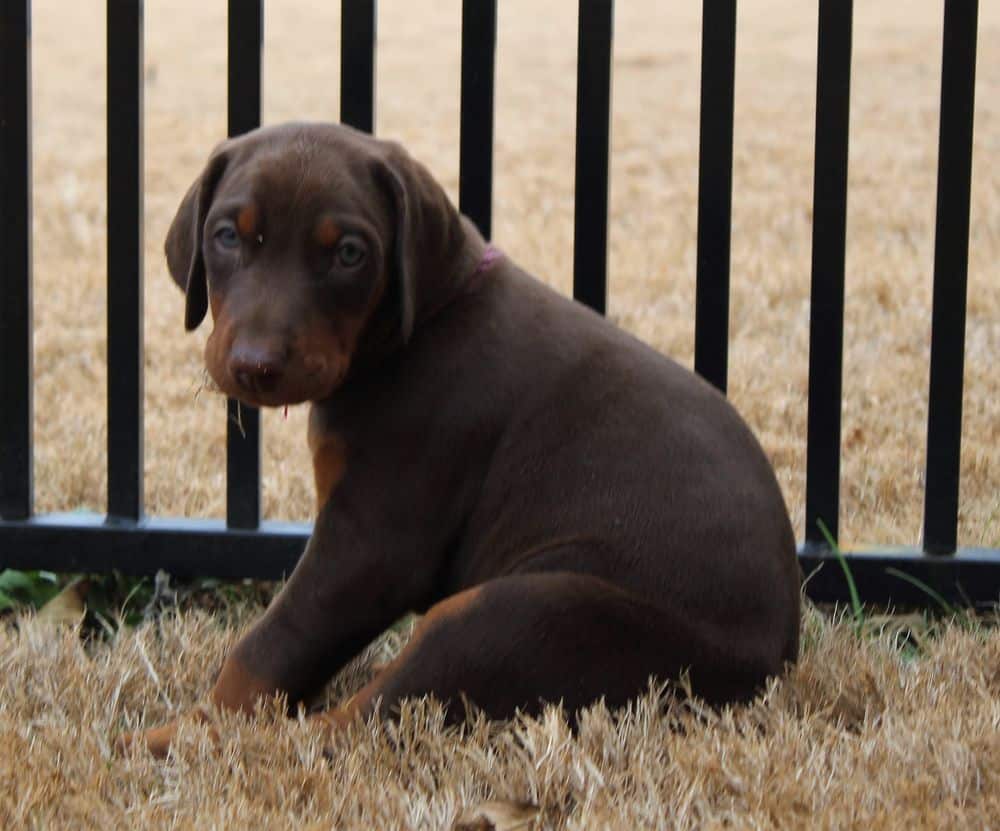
[
  {"x1": 1, "y1": 514, "x2": 306, "y2": 580},
  {"x1": 1, "y1": 0, "x2": 997, "y2": 609}
]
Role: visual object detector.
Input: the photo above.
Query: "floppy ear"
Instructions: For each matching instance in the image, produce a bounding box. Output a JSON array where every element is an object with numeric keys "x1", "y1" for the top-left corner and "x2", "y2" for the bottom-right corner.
[
  {"x1": 373, "y1": 163, "x2": 418, "y2": 343},
  {"x1": 373, "y1": 145, "x2": 463, "y2": 344},
  {"x1": 164, "y1": 151, "x2": 229, "y2": 331}
]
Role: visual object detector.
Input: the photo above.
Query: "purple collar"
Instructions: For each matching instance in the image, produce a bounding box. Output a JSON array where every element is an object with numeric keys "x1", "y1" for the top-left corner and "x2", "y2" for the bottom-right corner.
[{"x1": 472, "y1": 243, "x2": 503, "y2": 278}]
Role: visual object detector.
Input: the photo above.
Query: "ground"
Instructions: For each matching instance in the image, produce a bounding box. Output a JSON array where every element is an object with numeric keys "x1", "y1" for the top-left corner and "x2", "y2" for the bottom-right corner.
[
  {"x1": 6, "y1": 0, "x2": 1000, "y2": 827},
  {"x1": 2, "y1": 607, "x2": 998, "y2": 828}
]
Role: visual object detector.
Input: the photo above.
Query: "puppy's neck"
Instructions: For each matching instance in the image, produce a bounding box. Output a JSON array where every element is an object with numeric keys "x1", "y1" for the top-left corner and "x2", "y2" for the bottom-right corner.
[
  {"x1": 413, "y1": 216, "x2": 492, "y2": 326},
  {"x1": 350, "y1": 217, "x2": 489, "y2": 374}
]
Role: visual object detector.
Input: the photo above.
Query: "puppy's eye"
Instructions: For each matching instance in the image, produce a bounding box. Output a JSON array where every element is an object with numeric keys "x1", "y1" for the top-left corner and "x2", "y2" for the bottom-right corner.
[
  {"x1": 335, "y1": 237, "x2": 366, "y2": 268},
  {"x1": 214, "y1": 224, "x2": 240, "y2": 250}
]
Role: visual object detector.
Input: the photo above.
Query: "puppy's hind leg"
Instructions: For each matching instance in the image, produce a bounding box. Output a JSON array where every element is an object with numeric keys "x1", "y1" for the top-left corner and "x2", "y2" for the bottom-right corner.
[{"x1": 315, "y1": 571, "x2": 782, "y2": 730}]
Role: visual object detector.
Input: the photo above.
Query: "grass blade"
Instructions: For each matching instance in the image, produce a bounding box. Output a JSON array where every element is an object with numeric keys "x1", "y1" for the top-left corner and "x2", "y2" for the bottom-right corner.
[
  {"x1": 884, "y1": 567, "x2": 956, "y2": 617},
  {"x1": 816, "y1": 518, "x2": 864, "y2": 633}
]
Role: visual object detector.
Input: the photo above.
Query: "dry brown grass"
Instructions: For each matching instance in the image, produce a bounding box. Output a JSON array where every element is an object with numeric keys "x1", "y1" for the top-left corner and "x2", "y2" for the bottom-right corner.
[
  {"x1": 1, "y1": 606, "x2": 998, "y2": 828},
  {"x1": 25, "y1": 0, "x2": 999, "y2": 547}
]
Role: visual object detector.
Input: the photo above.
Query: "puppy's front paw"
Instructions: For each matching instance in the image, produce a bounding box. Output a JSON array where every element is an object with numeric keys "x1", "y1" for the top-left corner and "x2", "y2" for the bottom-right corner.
[
  {"x1": 309, "y1": 706, "x2": 356, "y2": 761},
  {"x1": 117, "y1": 707, "x2": 217, "y2": 759}
]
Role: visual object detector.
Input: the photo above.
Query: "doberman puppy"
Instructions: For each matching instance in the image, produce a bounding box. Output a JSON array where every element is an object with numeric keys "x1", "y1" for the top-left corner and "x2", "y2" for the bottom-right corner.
[{"x1": 127, "y1": 122, "x2": 800, "y2": 757}]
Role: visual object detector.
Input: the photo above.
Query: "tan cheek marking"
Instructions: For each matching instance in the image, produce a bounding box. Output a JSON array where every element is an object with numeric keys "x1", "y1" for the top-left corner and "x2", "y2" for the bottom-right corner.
[
  {"x1": 312, "y1": 432, "x2": 347, "y2": 510},
  {"x1": 208, "y1": 290, "x2": 223, "y2": 319},
  {"x1": 298, "y1": 321, "x2": 353, "y2": 388},
  {"x1": 314, "y1": 215, "x2": 342, "y2": 248},
  {"x1": 237, "y1": 204, "x2": 258, "y2": 237},
  {"x1": 204, "y1": 308, "x2": 235, "y2": 384}
]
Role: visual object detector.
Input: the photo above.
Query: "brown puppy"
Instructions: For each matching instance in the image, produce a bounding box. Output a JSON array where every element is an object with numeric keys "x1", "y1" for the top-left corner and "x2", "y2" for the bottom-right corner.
[{"x1": 128, "y1": 122, "x2": 800, "y2": 757}]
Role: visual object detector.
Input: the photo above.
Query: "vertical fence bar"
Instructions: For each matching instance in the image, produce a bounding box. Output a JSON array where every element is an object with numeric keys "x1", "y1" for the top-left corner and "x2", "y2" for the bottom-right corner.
[
  {"x1": 694, "y1": 0, "x2": 737, "y2": 394},
  {"x1": 805, "y1": 0, "x2": 853, "y2": 546},
  {"x1": 0, "y1": 0, "x2": 34, "y2": 520},
  {"x1": 573, "y1": 0, "x2": 613, "y2": 314},
  {"x1": 923, "y1": 0, "x2": 978, "y2": 556},
  {"x1": 341, "y1": 0, "x2": 376, "y2": 132},
  {"x1": 459, "y1": 0, "x2": 497, "y2": 238},
  {"x1": 225, "y1": 0, "x2": 262, "y2": 529},
  {"x1": 106, "y1": 0, "x2": 144, "y2": 521}
]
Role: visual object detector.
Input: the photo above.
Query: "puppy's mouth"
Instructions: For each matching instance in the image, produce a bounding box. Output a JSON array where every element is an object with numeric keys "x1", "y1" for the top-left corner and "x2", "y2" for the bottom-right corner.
[{"x1": 211, "y1": 359, "x2": 346, "y2": 408}]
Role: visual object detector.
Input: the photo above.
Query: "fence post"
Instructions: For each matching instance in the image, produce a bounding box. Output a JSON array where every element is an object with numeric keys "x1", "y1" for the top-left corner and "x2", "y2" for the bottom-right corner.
[
  {"x1": 459, "y1": 0, "x2": 497, "y2": 239},
  {"x1": 923, "y1": 0, "x2": 978, "y2": 556},
  {"x1": 106, "y1": 0, "x2": 145, "y2": 522},
  {"x1": 804, "y1": 0, "x2": 853, "y2": 547},
  {"x1": 341, "y1": 0, "x2": 376, "y2": 132},
  {"x1": 0, "y1": 0, "x2": 34, "y2": 521},
  {"x1": 225, "y1": 0, "x2": 263, "y2": 530},
  {"x1": 573, "y1": 0, "x2": 614, "y2": 314},
  {"x1": 694, "y1": 0, "x2": 737, "y2": 394}
]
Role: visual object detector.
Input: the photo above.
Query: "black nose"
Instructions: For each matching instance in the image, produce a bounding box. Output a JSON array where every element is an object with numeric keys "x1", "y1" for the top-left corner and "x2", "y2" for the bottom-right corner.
[{"x1": 230, "y1": 346, "x2": 285, "y2": 396}]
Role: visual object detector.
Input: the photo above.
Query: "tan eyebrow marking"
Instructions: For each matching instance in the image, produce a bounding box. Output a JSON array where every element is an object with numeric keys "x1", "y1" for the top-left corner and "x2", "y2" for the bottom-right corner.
[
  {"x1": 314, "y1": 214, "x2": 342, "y2": 248},
  {"x1": 236, "y1": 204, "x2": 258, "y2": 237}
]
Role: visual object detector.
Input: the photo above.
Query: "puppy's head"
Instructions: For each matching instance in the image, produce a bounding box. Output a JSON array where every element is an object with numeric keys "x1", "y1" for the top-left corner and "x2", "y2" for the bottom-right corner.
[{"x1": 165, "y1": 122, "x2": 465, "y2": 407}]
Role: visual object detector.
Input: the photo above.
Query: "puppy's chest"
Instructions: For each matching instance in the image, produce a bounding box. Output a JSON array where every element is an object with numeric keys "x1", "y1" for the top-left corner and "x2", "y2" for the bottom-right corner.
[{"x1": 309, "y1": 430, "x2": 347, "y2": 512}]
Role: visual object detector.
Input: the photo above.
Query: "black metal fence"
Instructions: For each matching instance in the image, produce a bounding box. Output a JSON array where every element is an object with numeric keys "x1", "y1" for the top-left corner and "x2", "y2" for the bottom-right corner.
[{"x1": 1, "y1": 1, "x2": 997, "y2": 608}]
